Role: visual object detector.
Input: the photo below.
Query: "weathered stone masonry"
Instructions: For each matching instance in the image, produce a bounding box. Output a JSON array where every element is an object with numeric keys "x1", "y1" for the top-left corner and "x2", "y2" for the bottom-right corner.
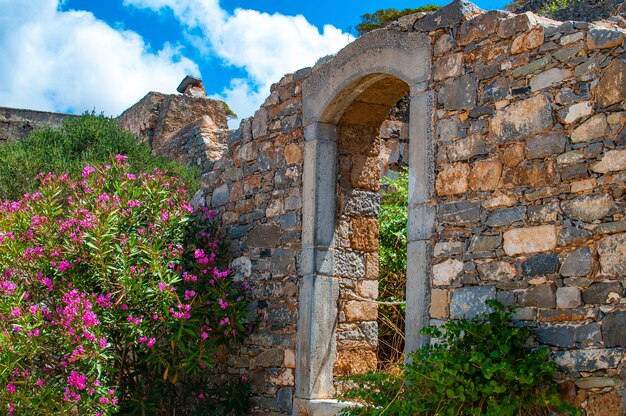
[
  {"x1": 192, "y1": 1, "x2": 626, "y2": 414},
  {"x1": 3, "y1": 1, "x2": 625, "y2": 414}
]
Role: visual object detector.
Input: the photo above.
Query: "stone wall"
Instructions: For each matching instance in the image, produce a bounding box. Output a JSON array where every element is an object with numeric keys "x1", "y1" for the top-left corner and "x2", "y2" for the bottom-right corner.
[
  {"x1": 2, "y1": 1, "x2": 625, "y2": 414},
  {"x1": 191, "y1": 2, "x2": 626, "y2": 414},
  {"x1": 117, "y1": 91, "x2": 230, "y2": 169},
  {"x1": 197, "y1": 73, "x2": 306, "y2": 415},
  {"x1": 0, "y1": 107, "x2": 74, "y2": 142},
  {"x1": 423, "y1": 7, "x2": 626, "y2": 412}
]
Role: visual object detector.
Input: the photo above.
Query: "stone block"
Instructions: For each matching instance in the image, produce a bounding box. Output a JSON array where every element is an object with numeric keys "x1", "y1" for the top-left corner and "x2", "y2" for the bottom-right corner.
[
  {"x1": 430, "y1": 288, "x2": 449, "y2": 319},
  {"x1": 276, "y1": 387, "x2": 293, "y2": 413},
  {"x1": 433, "y1": 259, "x2": 464, "y2": 286},
  {"x1": 530, "y1": 68, "x2": 571, "y2": 92},
  {"x1": 559, "y1": 225, "x2": 592, "y2": 246},
  {"x1": 602, "y1": 311, "x2": 626, "y2": 347},
  {"x1": 477, "y1": 261, "x2": 517, "y2": 281},
  {"x1": 556, "y1": 286, "x2": 582, "y2": 309},
  {"x1": 255, "y1": 348, "x2": 285, "y2": 367},
  {"x1": 413, "y1": 0, "x2": 482, "y2": 32},
  {"x1": 482, "y1": 77, "x2": 510, "y2": 103},
  {"x1": 211, "y1": 183, "x2": 230, "y2": 207},
  {"x1": 503, "y1": 225, "x2": 558, "y2": 256},
  {"x1": 595, "y1": 59, "x2": 626, "y2": 108},
  {"x1": 284, "y1": 143, "x2": 303, "y2": 165},
  {"x1": 570, "y1": 113, "x2": 608, "y2": 143},
  {"x1": 351, "y1": 155, "x2": 381, "y2": 192},
  {"x1": 486, "y1": 206, "x2": 526, "y2": 227},
  {"x1": 446, "y1": 135, "x2": 486, "y2": 162},
  {"x1": 344, "y1": 189, "x2": 380, "y2": 217},
  {"x1": 598, "y1": 233, "x2": 626, "y2": 275},
  {"x1": 490, "y1": 94, "x2": 553, "y2": 142},
  {"x1": 534, "y1": 323, "x2": 601, "y2": 348},
  {"x1": 511, "y1": 26, "x2": 544, "y2": 53},
  {"x1": 562, "y1": 194, "x2": 614, "y2": 222},
  {"x1": 434, "y1": 241, "x2": 466, "y2": 257},
  {"x1": 587, "y1": 27, "x2": 625, "y2": 50},
  {"x1": 560, "y1": 247, "x2": 592, "y2": 277},
  {"x1": 575, "y1": 377, "x2": 619, "y2": 389},
  {"x1": 458, "y1": 10, "x2": 507, "y2": 45},
  {"x1": 437, "y1": 117, "x2": 461, "y2": 143},
  {"x1": 449, "y1": 285, "x2": 496, "y2": 319},
  {"x1": 344, "y1": 301, "x2": 377, "y2": 322},
  {"x1": 350, "y1": 217, "x2": 379, "y2": 252},
  {"x1": 408, "y1": 202, "x2": 437, "y2": 242},
  {"x1": 591, "y1": 149, "x2": 626, "y2": 174},
  {"x1": 356, "y1": 280, "x2": 378, "y2": 299},
  {"x1": 334, "y1": 250, "x2": 365, "y2": 279},
  {"x1": 526, "y1": 132, "x2": 567, "y2": 159},
  {"x1": 247, "y1": 223, "x2": 281, "y2": 248},
  {"x1": 501, "y1": 142, "x2": 525, "y2": 167},
  {"x1": 434, "y1": 33, "x2": 454, "y2": 56},
  {"x1": 582, "y1": 282, "x2": 623, "y2": 305},
  {"x1": 271, "y1": 249, "x2": 296, "y2": 277},
  {"x1": 553, "y1": 348, "x2": 624, "y2": 372},
  {"x1": 522, "y1": 254, "x2": 559, "y2": 277},
  {"x1": 469, "y1": 159, "x2": 502, "y2": 191},
  {"x1": 558, "y1": 101, "x2": 593, "y2": 124},
  {"x1": 433, "y1": 52, "x2": 463, "y2": 81},
  {"x1": 438, "y1": 74, "x2": 478, "y2": 110},
  {"x1": 527, "y1": 202, "x2": 560, "y2": 224},
  {"x1": 497, "y1": 12, "x2": 535, "y2": 38},
  {"x1": 469, "y1": 234, "x2": 501, "y2": 253},
  {"x1": 436, "y1": 163, "x2": 469, "y2": 196},
  {"x1": 438, "y1": 200, "x2": 481, "y2": 224},
  {"x1": 521, "y1": 284, "x2": 556, "y2": 308}
]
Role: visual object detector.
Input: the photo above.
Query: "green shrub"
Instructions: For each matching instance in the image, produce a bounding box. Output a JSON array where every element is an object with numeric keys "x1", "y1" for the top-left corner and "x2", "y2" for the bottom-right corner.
[
  {"x1": 340, "y1": 301, "x2": 580, "y2": 415},
  {"x1": 377, "y1": 169, "x2": 409, "y2": 366},
  {"x1": 0, "y1": 114, "x2": 200, "y2": 200},
  {"x1": 0, "y1": 158, "x2": 248, "y2": 414},
  {"x1": 356, "y1": 6, "x2": 441, "y2": 35}
]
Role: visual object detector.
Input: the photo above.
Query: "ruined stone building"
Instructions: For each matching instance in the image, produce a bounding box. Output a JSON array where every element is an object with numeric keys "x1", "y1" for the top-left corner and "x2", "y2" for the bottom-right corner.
[{"x1": 1, "y1": 1, "x2": 626, "y2": 414}]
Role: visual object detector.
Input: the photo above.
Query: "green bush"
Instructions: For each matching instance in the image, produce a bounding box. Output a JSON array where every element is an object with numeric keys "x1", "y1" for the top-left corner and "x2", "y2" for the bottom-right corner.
[
  {"x1": 356, "y1": 5, "x2": 441, "y2": 35},
  {"x1": 0, "y1": 114, "x2": 200, "y2": 200},
  {"x1": 377, "y1": 169, "x2": 409, "y2": 366},
  {"x1": 340, "y1": 301, "x2": 580, "y2": 415},
  {"x1": 0, "y1": 159, "x2": 248, "y2": 414}
]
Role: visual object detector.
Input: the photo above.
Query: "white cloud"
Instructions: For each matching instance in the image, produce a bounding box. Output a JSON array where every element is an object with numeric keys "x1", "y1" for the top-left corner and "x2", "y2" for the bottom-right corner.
[
  {"x1": 0, "y1": 0, "x2": 199, "y2": 116},
  {"x1": 124, "y1": 0, "x2": 350, "y2": 123}
]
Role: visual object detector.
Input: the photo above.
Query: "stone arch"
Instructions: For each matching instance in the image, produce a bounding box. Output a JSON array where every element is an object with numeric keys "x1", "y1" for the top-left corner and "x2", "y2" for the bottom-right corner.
[{"x1": 295, "y1": 29, "x2": 435, "y2": 413}]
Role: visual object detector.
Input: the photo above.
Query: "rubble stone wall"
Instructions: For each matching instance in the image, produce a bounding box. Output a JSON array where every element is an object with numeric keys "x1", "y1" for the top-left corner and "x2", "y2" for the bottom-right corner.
[
  {"x1": 193, "y1": 2, "x2": 626, "y2": 414},
  {"x1": 0, "y1": 107, "x2": 74, "y2": 142}
]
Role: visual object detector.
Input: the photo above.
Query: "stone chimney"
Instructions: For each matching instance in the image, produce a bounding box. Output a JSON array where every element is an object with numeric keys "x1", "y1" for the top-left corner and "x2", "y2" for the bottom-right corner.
[{"x1": 176, "y1": 75, "x2": 206, "y2": 98}]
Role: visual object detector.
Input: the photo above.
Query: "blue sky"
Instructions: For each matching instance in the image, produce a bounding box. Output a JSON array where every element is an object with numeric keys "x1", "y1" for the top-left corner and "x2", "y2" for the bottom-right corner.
[{"x1": 0, "y1": 0, "x2": 508, "y2": 125}]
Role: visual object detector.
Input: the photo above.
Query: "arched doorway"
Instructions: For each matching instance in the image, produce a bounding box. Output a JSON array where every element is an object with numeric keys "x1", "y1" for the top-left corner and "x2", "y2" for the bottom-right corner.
[{"x1": 295, "y1": 29, "x2": 434, "y2": 414}]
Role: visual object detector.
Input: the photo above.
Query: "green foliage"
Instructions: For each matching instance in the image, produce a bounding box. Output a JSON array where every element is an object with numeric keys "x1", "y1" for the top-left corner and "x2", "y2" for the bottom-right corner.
[
  {"x1": 377, "y1": 169, "x2": 409, "y2": 366},
  {"x1": 340, "y1": 301, "x2": 580, "y2": 416},
  {"x1": 223, "y1": 102, "x2": 238, "y2": 120},
  {"x1": 0, "y1": 159, "x2": 249, "y2": 415},
  {"x1": 379, "y1": 169, "x2": 409, "y2": 275},
  {"x1": 0, "y1": 113, "x2": 200, "y2": 200},
  {"x1": 356, "y1": 5, "x2": 441, "y2": 35},
  {"x1": 540, "y1": 0, "x2": 575, "y2": 16}
]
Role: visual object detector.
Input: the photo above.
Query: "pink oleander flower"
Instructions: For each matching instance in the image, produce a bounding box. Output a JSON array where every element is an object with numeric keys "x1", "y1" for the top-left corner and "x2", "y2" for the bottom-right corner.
[
  {"x1": 67, "y1": 371, "x2": 87, "y2": 390},
  {"x1": 82, "y1": 166, "x2": 96, "y2": 178},
  {"x1": 6, "y1": 383, "x2": 16, "y2": 394},
  {"x1": 218, "y1": 298, "x2": 228, "y2": 310}
]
